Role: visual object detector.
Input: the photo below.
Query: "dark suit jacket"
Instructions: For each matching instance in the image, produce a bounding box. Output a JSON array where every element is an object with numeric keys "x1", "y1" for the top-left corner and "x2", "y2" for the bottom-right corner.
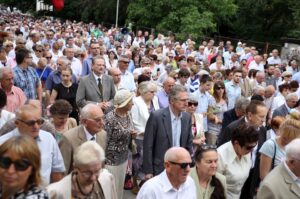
[
  {"x1": 76, "y1": 73, "x2": 115, "y2": 108},
  {"x1": 272, "y1": 104, "x2": 289, "y2": 118},
  {"x1": 59, "y1": 125, "x2": 107, "y2": 174},
  {"x1": 257, "y1": 163, "x2": 300, "y2": 199},
  {"x1": 217, "y1": 117, "x2": 267, "y2": 149},
  {"x1": 142, "y1": 107, "x2": 193, "y2": 176},
  {"x1": 221, "y1": 108, "x2": 239, "y2": 133}
]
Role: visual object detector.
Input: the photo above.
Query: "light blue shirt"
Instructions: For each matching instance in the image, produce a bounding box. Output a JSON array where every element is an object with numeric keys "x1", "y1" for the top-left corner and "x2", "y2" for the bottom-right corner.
[
  {"x1": 193, "y1": 89, "x2": 214, "y2": 132},
  {"x1": 120, "y1": 70, "x2": 136, "y2": 92},
  {"x1": 156, "y1": 90, "x2": 169, "y2": 108},
  {"x1": 169, "y1": 107, "x2": 182, "y2": 147},
  {"x1": 0, "y1": 129, "x2": 65, "y2": 185},
  {"x1": 225, "y1": 81, "x2": 241, "y2": 110}
]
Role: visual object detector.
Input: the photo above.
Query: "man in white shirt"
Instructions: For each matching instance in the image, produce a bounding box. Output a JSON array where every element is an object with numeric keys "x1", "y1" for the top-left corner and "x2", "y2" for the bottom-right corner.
[
  {"x1": 64, "y1": 47, "x2": 82, "y2": 80},
  {"x1": 248, "y1": 55, "x2": 264, "y2": 72},
  {"x1": 267, "y1": 49, "x2": 282, "y2": 65},
  {"x1": 137, "y1": 147, "x2": 196, "y2": 199},
  {"x1": 257, "y1": 138, "x2": 300, "y2": 199}
]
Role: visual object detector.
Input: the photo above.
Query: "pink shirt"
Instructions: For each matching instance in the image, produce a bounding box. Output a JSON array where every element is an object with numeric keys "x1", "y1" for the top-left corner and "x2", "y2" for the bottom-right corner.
[{"x1": 3, "y1": 86, "x2": 27, "y2": 113}]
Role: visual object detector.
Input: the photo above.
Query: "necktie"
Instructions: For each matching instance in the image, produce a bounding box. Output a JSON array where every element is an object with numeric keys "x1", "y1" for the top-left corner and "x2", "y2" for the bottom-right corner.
[{"x1": 97, "y1": 78, "x2": 103, "y2": 96}]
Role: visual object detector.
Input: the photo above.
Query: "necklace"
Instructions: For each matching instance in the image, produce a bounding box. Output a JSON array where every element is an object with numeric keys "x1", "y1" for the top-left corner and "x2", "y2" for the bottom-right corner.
[{"x1": 75, "y1": 175, "x2": 94, "y2": 197}]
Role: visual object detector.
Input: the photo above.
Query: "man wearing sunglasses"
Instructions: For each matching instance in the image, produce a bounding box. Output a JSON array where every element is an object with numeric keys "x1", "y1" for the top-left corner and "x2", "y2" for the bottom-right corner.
[
  {"x1": 0, "y1": 104, "x2": 65, "y2": 185},
  {"x1": 137, "y1": 147, "x2": 196, "y2": 199}
]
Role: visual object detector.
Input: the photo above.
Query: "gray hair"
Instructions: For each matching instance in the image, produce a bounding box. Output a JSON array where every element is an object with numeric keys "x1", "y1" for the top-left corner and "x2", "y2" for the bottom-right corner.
[
  {"x1": 285, "y1": 138, "x2": 300, "y2": 161},
  {"x1": 285, "y1": 93, "x2": 298, "y2": 101},
  {"x1": 138, "y1": 81, "x2": 157, "y2": 95},
  {"x1": 168, "y1": 84, "x2": 187, "y2": 102},
  {"x1": 80, "y1": 104, "x2": 99, "y2": 119},
  {"x1": 164, "y1": 147, "x2": 190, "y2": 162},
  {"x1": 0, "y1": 67, "x2": 13, "y2": 80},
  {"x1": 235, "y1": 97, "x2": 250, "y2": 111},
  {"x1": 253, "y1": 86, "x2": 265, "y2": 95},
  {"x1": 188, "y1": 94, "x2": 198, "y2": 103},
  {"x1": 57, "y1": 56, "x2": 71, "y2": 66},
  {"x1": 73, "y1": 141, "x2": 105, "y2": 166}
]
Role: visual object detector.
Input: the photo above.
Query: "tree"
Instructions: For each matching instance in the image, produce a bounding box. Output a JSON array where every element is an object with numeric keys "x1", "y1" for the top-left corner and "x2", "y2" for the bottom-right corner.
[{"x1": 127, "y1": 0, "x2": 237, "y2": 41}]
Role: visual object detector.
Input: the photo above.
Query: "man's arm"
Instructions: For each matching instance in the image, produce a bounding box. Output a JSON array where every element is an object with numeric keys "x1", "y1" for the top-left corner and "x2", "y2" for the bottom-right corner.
[
  {"x1": 76, "y1": 79, "x2": 88, "y2": 108},
  {"x1": 36, "y1": 81, "x2": 42, "y2": 101}
]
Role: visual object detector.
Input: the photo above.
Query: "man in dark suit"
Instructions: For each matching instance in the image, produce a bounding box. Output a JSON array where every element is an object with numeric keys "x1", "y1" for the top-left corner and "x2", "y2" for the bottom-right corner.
[
  {"x1": 272, "y1": 93, "x2": 298, "y2": 118},
  {"x1": 76, "y1": 56, "x2": 115, "y2": 111},
  {"x1": 142, "y1": 85, "x2": 193, "y2": 179},
  {"x1": 221, "y1": 97, "x2": 250, "y2": 131},
  {"x1": 59, "y1": 104, "x2": 107, "y2": 174}
]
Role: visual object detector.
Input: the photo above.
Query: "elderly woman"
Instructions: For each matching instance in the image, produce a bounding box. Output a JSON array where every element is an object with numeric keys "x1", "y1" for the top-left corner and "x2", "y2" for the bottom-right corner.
[
  {"x1": 47, "y1": 141, "x2": 117, "y2": 199},
  {"x1": 190, "y1": 145, "x2": 227, "y2": 199},
  {"x1": 0, "y1": 136, "x2": 48, "y2": 198},
  {"x1": 104, "y1": 89, "x2": 136, "y2": 199},
  {"x1": 259, "y1": 112, "x2": 300, "y2": 180},
  {"x1": 49, "y1": 99, "x2": 77, "y2": 142},
  {"x1": 217, "y1": 123, "x2": 259, "y2": 199},
  {"x1": 131, "y1": 81, "x2": 160, "y2": 191},
  {"x1": 186, "y1": 95, "x2": 205, "y2": 148}
]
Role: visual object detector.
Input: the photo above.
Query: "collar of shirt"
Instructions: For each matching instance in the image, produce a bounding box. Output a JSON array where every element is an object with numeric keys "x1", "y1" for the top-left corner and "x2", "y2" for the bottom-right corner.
[
  {"x1": 13, "y1": 128, "x2": 42, "y2": 142},
  {"x1": 83, "y1": 126, "x2": 96, "y2": 141},
  {"x1": 284, "y1": 161, "x2": 300, "y2": 185},
  {"x1": 93, "y1": 72, "x2": 102, "y2": 81},
  {"x1": 160, "y1": 170, "x2": 186, "y2": 192},
  {"x1": 169, "y1": 106, "x2": 182, "y2": 120},
  {"x1": 226, "y1": 141, "x2": 242, "y2": 163}
]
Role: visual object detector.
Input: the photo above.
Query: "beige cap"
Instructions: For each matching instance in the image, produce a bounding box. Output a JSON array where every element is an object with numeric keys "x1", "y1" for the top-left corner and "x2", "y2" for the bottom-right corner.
[{"x1": 113, "y1": 89, "x2": 134, "y2": 108}]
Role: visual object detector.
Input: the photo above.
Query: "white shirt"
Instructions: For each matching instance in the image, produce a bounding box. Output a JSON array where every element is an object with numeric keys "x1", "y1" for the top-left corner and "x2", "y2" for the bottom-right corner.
[
  {"x1": 217, "y1": 141, "x2": 252, "y2": 199},
  {"x1": 0, "y1": 110, "x2": 15, "y2": 129},
  {"x1": 270, "y1": 93, "x2": 286, "y2": 117},
  {"x1": 284, "y1": 161, "x2": 300, "y2": 188},
  {"x1": 120, "y1": 70, "x2": 136, "y2": 92},
  {"x1": 137, "y1": 170, "x2": 197, "y2": 199},
  {"x1": 267, "y1": 56, "x2": 282, "y2": 65},
  {"x1": 248, "y1": 60, "x2": 265, "y2": 72},
  {"x1": 83, "y1": 126, "x2": 96, "y2": 141},
  {"x1": 70, "y1": 57, "x2": 82, "y2": 77}
]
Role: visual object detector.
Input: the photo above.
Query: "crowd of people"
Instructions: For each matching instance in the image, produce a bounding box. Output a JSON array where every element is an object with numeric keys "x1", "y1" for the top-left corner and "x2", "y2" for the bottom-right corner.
[{"x1": 1, "y1": 8, "x2": 300, "y2": 199}]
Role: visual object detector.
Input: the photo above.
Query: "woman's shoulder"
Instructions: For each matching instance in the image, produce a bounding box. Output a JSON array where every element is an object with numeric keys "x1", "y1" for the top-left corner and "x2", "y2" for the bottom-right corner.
[{"x1": 17, "y1": 185, "x2": 49, "y2": 199}]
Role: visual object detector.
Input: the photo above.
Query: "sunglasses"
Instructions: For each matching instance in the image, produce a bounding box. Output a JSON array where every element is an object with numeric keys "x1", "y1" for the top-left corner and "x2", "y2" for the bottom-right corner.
[
  {"x1": 46, "y1": 57, "x2": 52, "y2": 59},
  {"x1": 188, "y1": 102, "x2": 198, "y2": 107},
  {"x1": 245, "y1": 144, "x2": 257, "y2": 150},
  {"x1": 0, "y1": 156, "x2": 31, "y2": 171},
  {"x1": 18, "y1": 118, "x2": 44, "y2": 126},
  {"x1": 200, "y1": 144, "x2": 217, "y2": 151},
  {"x1": 216, "y1": 87, "x2": 225, "y2": 90},
  {"x1": 35, "y1": 50, "x2": 43, "y2": 53},
  {"x1": 169, "y1": 161, "x2": 195, "y2": 169}
]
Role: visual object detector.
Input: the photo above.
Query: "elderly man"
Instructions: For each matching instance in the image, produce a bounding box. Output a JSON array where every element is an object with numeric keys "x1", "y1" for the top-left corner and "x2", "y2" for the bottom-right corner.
[
  {"x1": 64, "y1": 47, "x2": 82, "y2": 80},
  {"x1": 267, "y1": 49, "x2": 282, "y2": 65},
  {"x1": 272, "y1": 93, "x2": 298, "y2": 118},
  {"x1": 59, "y1": 104, "x2": 107, "y2": 174},
  {"x1": 13, "y1": 48, "x2": 42, "y2": 100},
  {"x1": 0, "y1": 67, "x2": 26, "y2": 113},
  {"x1": 76, "y1": 56, "x2": 115, "y2": 110},
  {"x1": 47, "y1": 141, "x2": 117, "y2": 199},
  {"x1": 250, "y1": 71, "x2": 267, "y2": 92},
  {"x1": 81, "y1": 42, "x2": 101, "y2": 76},
  {"x1": 257, "y1": 138, "x2": 300, "y2": 199},
  {"x1": 0, "y1": 104, "x2": 65, "y2": 185},
  {"x1": 108, "y1": 67, "x2": 122, "y2": 91},
  {"x1": 156, "y1": 77, "x2": 175, "y2": 109},
  {"x1": 118, "y1": 55, "x2": 136, "y2": 92},
  {"x1": 137, "y1": 147, "x2": 196, "y2": 199},
  {"x1": 249, "y1": 55, "x2": 264, "y2": 72},
  {"x1": 143, "y1": 85, "x2": 193, "y2": 179}
]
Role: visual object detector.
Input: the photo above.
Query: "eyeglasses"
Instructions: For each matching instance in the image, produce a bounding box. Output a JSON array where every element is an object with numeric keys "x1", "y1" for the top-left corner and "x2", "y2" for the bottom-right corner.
[
  {"x1": 26, "y1": 56, "x2": 33, "y2": 59},
  {"x1": 0, "y1": 156, "x2": 31, "y2": 171},
  {"x1": 78, "y1": 168, "x2": 101, "y2": 178},
  {"x1": 245, "y1": 144, "x2": 257, "y2": 150},
  {"x1": 18, "y1": 118, "x2": 44, "y2": 126},
  {"x1": 215, "y1": 87, "x2": 225, "y2": 90},
  {"x1": 200, "y1": 144, "x2": 217, "y2": 151},
  {"x1": 17, "y1": 42, "x2": 26, "y2": 45},
  {"x1": 188, "y1": 102, "x2": 198, "y2": 107},
  {"x1": 35, "y1": 50, "x2": 43, "y2": 53},
  {"x1": 46, "y1": 57, "x2": 52, "y2": 59},
  {"x1": 5, "y1": 45, "x2": 13, "y2": 47},
  {"x1": 169, "y1": 161, "x2": 195, "y2": 169}
]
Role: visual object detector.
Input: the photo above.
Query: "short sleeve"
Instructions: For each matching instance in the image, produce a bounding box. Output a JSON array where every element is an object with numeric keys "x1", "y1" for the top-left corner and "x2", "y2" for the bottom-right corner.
[{"x1": 259, "y1": 139, "x2": 276, "y2": 158}]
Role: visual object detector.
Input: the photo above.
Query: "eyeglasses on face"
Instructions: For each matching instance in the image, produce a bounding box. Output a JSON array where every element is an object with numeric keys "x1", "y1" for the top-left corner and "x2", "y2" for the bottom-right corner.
[
  {"x1": 35, "y1": 50, "x2": 43, "y2": 53},
  {"x1": 78, "y1": 168, "x2": 101, "y2": 178},
  {"x1": 18, "y1": 118, "x2": 44, "y2": 126},
  {"x1": 215, "y1": 86, "x2": 225, "y2": 90},
  {"x1": 46, "y1": 57, "x2": 52, "y2": 59},
  {"x1": 169, "y1": 161, "x2": 195, "y2": 169},
  {"x1": 188, "y1": 102, "x2": 198, "y2": 107},
  {"x1": 245, "y1": 144, "x2": 257, "y2": 150},
  {"x1": 200, "y1": 144, "x2": 217, "y2": 151},
  {"x1": 0, "y1": 156, "x2": 31, "y2": 171}
]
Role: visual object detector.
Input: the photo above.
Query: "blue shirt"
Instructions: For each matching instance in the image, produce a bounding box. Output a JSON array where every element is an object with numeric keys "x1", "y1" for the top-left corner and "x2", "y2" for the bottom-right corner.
[
  {"x1": 169, "y1": 107, "x2": 182, "y2": 147},
  {"x1": 36, "y1": 66, "x2": 53, "y2": 82},
  {"x1": 193, "y1": 89, "x2": 214, "y2": 132},
  {"x1": 13, "y1": 66, "x2": 40, "y2": 99},
  {"x1": 45, "y1": 70, "x2": 78, "y2": 91},
  {"x1": 0, "y1": 129, "x2": 65, "y2": 185},
  {"x1": 81, "y1": 55, "x2": 93, "y2": 76},
  {"x1": 292, "y1": 71, "x2": 300, "y2": 84},
  {"x1": 156, "y1": 90, "x2": 169, "y2": 108},
  {"x1": 225, "y1": 81, "x2": 241, "y2": 110}
]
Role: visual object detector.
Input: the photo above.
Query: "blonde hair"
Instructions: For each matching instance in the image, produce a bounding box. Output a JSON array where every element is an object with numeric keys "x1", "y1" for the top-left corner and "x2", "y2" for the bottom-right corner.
[
  {"x1": 0, "y1": 135, "x2": 42, "y2": 189},
  {"x1": 279, "y1": 112, "x2": 300, "y2": 139},
  {"x1": 73, "y1": 141, "x2": 105, "y2": 166}
]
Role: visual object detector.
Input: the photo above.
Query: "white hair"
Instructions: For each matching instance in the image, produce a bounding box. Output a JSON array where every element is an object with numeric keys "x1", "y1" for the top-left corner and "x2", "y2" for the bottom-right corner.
[
  {"x1": 285, "y1": 138, "x2": 300, "y2": 160},
  {"x1": 285, "y1": 93, "x2": 298, "y2": 101},
  {"x1": 73, "y1": 141, "x2": 105, "y2": 166},
  {"x1": 80, "y1": 103, "x2": 100, "y2": 119}
]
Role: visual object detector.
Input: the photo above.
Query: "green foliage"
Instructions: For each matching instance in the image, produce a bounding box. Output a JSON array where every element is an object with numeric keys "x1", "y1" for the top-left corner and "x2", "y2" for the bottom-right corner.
[{"x1": 127, "y1": 0, "x2": 237, "y2": 41}]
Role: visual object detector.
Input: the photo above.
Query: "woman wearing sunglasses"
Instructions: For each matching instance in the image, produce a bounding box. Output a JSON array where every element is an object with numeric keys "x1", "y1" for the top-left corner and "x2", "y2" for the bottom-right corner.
[
  {"x1": 217, "y1": 123, "x2": 259, "y2": 199},
  {"x1": 190, "y1": 145, "x2": 226, "y2": 199},
  {"x1": 186, "y1": 95, "x2": 206, "y2": 150},
  {"x1": 0, "y1": 135, "x2": 48, "y2": 198}
]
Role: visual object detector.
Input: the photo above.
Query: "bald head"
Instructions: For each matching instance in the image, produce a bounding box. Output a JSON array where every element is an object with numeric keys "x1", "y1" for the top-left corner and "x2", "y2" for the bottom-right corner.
[
  {"x1": 265, "y1": 85, "x2": 275, "y2": 98},
  {"x1": 163, "y1": 77, "x2": 175, "y2": 93},
  {"x1": 109, "y1": 67, "x2": 122, "y2": 84},
  {"x1": 164, "y1": 147, "x2": 191, "y2": 162}
]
